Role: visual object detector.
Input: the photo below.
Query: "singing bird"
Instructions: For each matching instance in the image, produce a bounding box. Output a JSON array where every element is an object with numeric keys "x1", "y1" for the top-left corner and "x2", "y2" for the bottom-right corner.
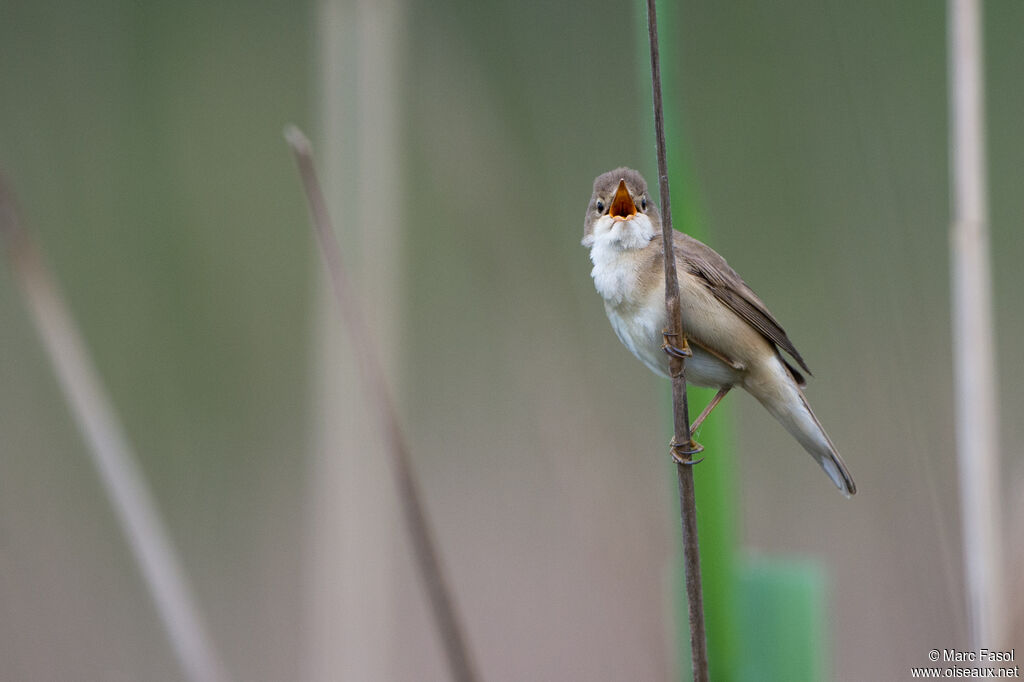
[{"x1": 583, "y1": 168, "x2": 856, "y2": 496}]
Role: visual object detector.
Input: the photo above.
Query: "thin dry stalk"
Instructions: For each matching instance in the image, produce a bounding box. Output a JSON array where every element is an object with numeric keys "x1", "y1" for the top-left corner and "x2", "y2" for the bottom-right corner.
[
  {"x1": 644, "y1": 2, "x2": 710, "y2": 680},
  {"x1": 284, "y1": 127, "x2": 481, "y2": 682},
  {"x1": 0, "y1": 175, "x2": 231, "y2": 682},
  {"x1": 947, "y1": 0, "x2": 1005, "y2": 648}
]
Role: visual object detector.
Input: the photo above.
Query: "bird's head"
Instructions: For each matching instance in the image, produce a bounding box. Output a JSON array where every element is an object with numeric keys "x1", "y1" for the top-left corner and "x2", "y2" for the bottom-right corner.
[{"x1": 582, "y1": 167, "x2": 659, "y2": 250}]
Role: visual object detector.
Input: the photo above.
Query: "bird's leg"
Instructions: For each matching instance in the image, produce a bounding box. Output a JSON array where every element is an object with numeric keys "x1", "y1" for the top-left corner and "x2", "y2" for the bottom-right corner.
[
  {"x1": 663, "y1": 328, "x2": 701, "y2": 463},
  {"x1": 689, "y1": 386, "x2": 732, "y2": 435},
  {"x1": 689, "y1": 338, "x2": 745, "y2": 371},
  {"x1": 661, "y1": 328, "x2": 692, "y2": 359},
  {"x1": 669, "y1": 435, "x2": 704, "y2": 466}
]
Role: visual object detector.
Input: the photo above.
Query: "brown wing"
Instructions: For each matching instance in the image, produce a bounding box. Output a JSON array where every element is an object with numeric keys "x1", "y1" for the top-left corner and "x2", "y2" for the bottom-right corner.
[{"x1": 674, "y1": 233, "x2": 812, "y2": 378}]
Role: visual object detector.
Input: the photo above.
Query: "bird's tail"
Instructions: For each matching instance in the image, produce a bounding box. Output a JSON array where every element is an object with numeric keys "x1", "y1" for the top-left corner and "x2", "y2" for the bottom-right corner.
[{"x1": 752, "y1": 359, "x2": 857, "y2": 497}]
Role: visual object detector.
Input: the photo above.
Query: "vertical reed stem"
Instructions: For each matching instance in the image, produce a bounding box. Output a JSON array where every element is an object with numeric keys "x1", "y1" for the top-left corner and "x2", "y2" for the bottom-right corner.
[
  {"x1": 644, "y1": 2, "x2": 710, "y2": 679},
  {"x1": 947, "y1": 0, "x2": 1005, "y2": 649}
]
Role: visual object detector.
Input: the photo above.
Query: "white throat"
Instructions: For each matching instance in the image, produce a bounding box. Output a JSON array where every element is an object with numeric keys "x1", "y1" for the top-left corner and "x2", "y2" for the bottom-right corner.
[{"x1": 583, "y1": 214, "x2": 656, "y2": 305}]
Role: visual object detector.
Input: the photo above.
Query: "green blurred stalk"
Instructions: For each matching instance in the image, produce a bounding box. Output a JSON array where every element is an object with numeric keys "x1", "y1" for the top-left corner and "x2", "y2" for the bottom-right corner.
[
  {"x1": 738, "y1": 558, "x2": 827, "y2": 681},
  {"x1": 636, "y1": 4, "x2": 828, "y2": 680}
]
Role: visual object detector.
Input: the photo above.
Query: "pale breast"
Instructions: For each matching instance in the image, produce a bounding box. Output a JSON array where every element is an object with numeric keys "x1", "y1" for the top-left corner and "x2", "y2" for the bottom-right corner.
[
  {"x1": 605, "y1": 297, "x2": 668, "y2": 377},
  {"x1": 589, "y1": 229, "x2": 753, "y2": 388},
  {"x1": 594, "y1": 255, "x2": 747, "y2": 388}
]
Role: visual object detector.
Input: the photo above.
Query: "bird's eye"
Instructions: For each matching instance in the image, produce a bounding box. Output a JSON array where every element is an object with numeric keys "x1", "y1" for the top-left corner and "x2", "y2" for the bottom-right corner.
[
  {"x1": 596, "y1": 200, "x2": 605, "y2": 214},
  {"x1": 641, "y1": 197, "x2": 647, "y2": 211}
]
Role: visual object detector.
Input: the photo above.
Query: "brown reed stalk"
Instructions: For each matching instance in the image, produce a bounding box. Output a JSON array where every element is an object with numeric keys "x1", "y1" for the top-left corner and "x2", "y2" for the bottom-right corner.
[
  {"x1": 284, "y1": 126, "x2": 481, "y2": 682},
  {"x1": 644, "y1": 1, "x2": 710, "y2": 679}
]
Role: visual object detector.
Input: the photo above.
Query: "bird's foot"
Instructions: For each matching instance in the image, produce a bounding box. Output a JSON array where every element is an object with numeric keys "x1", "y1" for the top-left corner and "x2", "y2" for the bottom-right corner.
[
  {"x1": 669, "y1": 435, "x2": 704, "y2": 465},
  {"x1": 661, "y1": 329, "x2": 692, "y2": 359}
]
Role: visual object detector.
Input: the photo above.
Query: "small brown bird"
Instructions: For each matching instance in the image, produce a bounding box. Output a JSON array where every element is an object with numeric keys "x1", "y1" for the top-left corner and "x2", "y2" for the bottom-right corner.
[{"x1": 583, "y1": 168, "x2": 856, "y2": 496}]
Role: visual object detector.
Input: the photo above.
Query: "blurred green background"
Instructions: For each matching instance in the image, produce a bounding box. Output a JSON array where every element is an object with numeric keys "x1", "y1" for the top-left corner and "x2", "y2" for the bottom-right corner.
[{"x1": 2, "y1": 0, "x2": 1022, "y2": 680}]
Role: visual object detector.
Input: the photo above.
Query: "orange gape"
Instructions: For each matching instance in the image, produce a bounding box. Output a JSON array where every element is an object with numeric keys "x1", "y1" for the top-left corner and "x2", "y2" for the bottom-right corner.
[{"x1": 609, "y1": 180, "x2": 637, "y2": 219}]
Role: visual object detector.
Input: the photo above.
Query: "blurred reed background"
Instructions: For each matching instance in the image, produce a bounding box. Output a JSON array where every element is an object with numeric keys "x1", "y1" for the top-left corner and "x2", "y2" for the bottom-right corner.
[{"x1": 1, "y1": 0, "x2": 1022, "y2": 680}]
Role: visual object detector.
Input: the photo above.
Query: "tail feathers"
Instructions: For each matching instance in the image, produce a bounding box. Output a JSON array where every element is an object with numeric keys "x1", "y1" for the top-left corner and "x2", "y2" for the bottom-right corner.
[
  {"x1": 791, "y1": 393, "x2": 856, "y2": 497},
  {"x1": 754, "y1": 368, "x2": 856, "y2": 497}
]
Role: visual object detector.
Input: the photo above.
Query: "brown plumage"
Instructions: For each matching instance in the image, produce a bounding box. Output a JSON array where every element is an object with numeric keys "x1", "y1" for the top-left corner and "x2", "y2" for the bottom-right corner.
[{"x1": 583, "y1": 167, "x2": 855, "y2": 496}]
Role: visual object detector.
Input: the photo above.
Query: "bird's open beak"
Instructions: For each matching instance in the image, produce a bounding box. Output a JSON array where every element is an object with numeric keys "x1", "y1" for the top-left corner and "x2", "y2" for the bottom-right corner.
[{"x1": 609, "y1": 179, "x2": 637, "y2": 220}]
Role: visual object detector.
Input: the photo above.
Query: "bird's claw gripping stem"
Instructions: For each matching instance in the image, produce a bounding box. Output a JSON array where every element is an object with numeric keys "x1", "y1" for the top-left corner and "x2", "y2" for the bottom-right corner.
[
  {"x1": 670, "y1": 435, "x2": 704, "y2": 466},
  {"x1": 661, "y1": 329, "x2": 692, "y2": 359}
]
